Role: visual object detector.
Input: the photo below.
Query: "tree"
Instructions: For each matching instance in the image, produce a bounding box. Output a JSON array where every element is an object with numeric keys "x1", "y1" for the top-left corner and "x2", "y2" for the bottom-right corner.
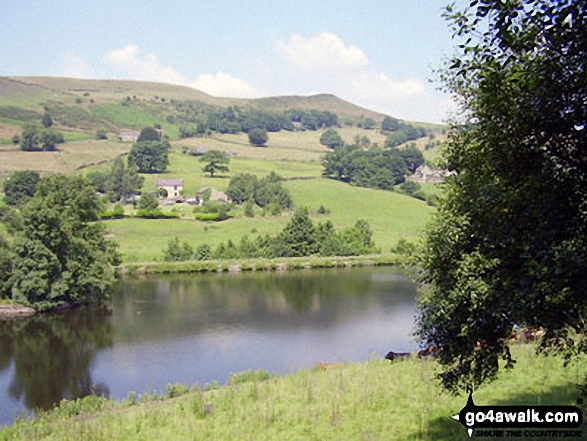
[
  {"x1": 42, "y1": 113, "x2": 53, "y2": 128},
  {"x1": 226, "y1": 173, "x2": 258, "y2": 204},
  {"x1": 399, "y1": 144, "x2": 424, "y2": 173},
  {"x1": 20, "y1": 125, "x2": 41, "y2": 151},
  {"x1": 137, "y1": 127, "x2": 161, "y2": 142},
  {"x1": 128, "y1": 140, "x2": 170, "y2": 173},
  {"x1": 248, "y1": 128, "x2": 269, "y2": 146},
  {"x1": 138, "y1": 191, "x2": 159, "y2": 210},
  {"x1": 3, "y1": 170, "x2": 40, "y2": 206},
  {"x1": 275, "y1": 207, "x2": 317, "y2": 257},
  {"x1": 415, "y1": 0, "x2": 587, "y2": 392},
  {"x1": 9, "y1": 175, "x2": 120, "y2": 311},
  {"x1": 95, "y1": 129, "x2": 108, "y2": 140},
  {"x1": 19, "y1": 126, "x2": 64, "y2": 152},
  {"x1": 382, "y1": 116, "x2": 401, "y2": 132},
  {"x1": 107, "y1": 157, "x2": 144, "y2": 203},
  {"x1": 319, "y1": 128, "x2": 344, "y2": 149},
  {"x1": 200, "y1": 150, "x2": 230, "y2": 178}
]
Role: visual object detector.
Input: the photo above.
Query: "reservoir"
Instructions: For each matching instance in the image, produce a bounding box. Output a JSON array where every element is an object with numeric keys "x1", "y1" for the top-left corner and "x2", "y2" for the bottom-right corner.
[{"x1": 0, "y1": 266, "x2": 419, "y2": 425}]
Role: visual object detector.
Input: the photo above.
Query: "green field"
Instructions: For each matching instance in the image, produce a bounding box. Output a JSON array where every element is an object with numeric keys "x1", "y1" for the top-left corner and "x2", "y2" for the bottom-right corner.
[{"x1": 2, "y1": 344, "x2": 584, "y2": 440}]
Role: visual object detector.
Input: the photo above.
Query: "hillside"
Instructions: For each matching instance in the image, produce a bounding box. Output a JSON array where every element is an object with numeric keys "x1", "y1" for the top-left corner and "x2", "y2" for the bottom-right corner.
[{"x1": 0, "y1": 76, "x2": 438, "y2": 136}]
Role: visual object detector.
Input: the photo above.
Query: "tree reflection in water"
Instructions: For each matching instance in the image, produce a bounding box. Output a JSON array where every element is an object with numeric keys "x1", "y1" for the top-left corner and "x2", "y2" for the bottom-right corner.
[{"x1": 0, "y1": 307, "x2": 112, "y2": 410}]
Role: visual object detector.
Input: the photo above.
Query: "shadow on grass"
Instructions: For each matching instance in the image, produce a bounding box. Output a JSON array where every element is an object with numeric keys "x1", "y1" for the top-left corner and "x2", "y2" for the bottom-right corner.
[{"x1": 409, "y1": 383, "x2": 586, "y2": 440}]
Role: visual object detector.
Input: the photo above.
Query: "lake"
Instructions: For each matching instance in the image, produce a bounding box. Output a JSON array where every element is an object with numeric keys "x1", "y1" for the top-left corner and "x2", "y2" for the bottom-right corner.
[{"x1": 0, "y1": 266, "x2": 419, "y2": 425}]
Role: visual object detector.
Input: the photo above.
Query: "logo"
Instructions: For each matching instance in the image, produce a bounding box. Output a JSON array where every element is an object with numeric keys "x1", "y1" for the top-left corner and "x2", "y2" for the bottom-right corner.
[{"x1": 451, "y1": 386, "x2": 583, "y2": 438}]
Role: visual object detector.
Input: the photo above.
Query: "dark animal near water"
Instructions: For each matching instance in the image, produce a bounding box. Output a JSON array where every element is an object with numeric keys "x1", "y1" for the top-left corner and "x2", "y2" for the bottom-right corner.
[{"x1": 385, "y1": 351, "x2": 412, "y2": 362}]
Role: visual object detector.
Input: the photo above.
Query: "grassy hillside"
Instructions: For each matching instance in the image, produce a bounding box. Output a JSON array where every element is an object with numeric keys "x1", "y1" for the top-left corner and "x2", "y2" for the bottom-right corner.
[
  {"x1": 0, "y1": 77, "x2": 443, "y2": 263},
  {"x1": 2, "y1": 344, "x2": 584, "y2": 440},
  {"x1": 0, "y1": 77, "x2": 443, "y2": 134}
]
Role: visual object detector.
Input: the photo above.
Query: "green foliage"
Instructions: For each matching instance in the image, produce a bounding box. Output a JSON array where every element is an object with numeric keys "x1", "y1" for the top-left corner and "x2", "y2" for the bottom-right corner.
[
  {"x1": 248, "y1": 128, "x2": 268, "y2": 146},
  {"x1": 415, "y1": 0, "x2": 587, "y2": 392},
  {"x1": 209, "y1": 208, "x2": 377, "y2": 260},
  {"x1": 137, "y1": 127, "x2": 161, "y2": 142},
  {"x1": 163, "y1": 237, "x2": 194, "y2": 262},
  {"x1": 19, "y1": 125, "x2": 64, "y2": 151},
  {"x1": 99, "y1": 203, "x2": 125, "y2": 219},
  {"x1": 95, "y1": 129, "x2": 108, "y2": 140},
  {"x1": 108, "y1": 157, "x2": 144, "y2": 203},
  {"x1": 194, "y1": 200, "x2": 232, "y2": 221},
  {"x1": 42, "y1": 112, "x2": 53, "y2": 128},
  {"x1": 225, "y1": 173, "x2": 258, "y2": 204},
  {"x1": 3, "y1": 170, "x2": 40, "y2": 206},
  {"x1": 398, "y1": 180, "x2": 421, "y2": 196},
  {"x1": 138, "y1": 192, "x2": 159, "y2": 210},
  {"x1": 194, "y1": 243, "x2": 212, "y2": 260},
  {"x1": 399, "y1": 144, "x2": 424, "y2": 173},
  {"x1": 0, "y1": 106, "x2": 41, "y2": 123},
  {"x1": 11, "y1": 134, "x2": 20, "y2": 144},
  {"x1": 226, "y1": 172, "x2": 292, "y2": 212},
  {"x1": 321, "y1": 145, "x2": 408, "y2": 189},
  {"x1": 128, "y1": 140, "x2": 170, "y2": 173},
  {"x1": 200, "y1": 149, "x2": 230, "y2": 177},
  {"x1": 319, "y1": 128, "x2": 343, "y2": 149},
  {"x1": 8, "y1": 175, "x2": 119, "y2": 311},
  {"x1": 135, "y1": 209, "x2": 178, "y2": 219},
  {"x1": 0, "y1": 235, "x2": 12, "y2": 298}
]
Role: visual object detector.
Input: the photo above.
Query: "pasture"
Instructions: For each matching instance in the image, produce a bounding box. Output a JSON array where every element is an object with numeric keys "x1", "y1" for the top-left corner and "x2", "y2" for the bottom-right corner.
[{"x1": 1, "y1": 344, "x2": 584, "y2": 440}]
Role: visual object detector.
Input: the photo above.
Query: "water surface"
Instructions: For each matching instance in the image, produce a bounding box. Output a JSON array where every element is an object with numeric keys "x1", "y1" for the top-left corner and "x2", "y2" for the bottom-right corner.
[{"x1": 0, "y1": 266, "x2": 418, "y2": 425}]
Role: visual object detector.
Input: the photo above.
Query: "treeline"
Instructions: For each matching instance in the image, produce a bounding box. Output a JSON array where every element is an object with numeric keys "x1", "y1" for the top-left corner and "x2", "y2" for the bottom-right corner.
[
  {"x1": 321, "y1": 143, "x2": 424, "y2": 190},
  {"x1": 164, "y1": 209, "x2": 378, "y2": 262},
  {"x1": 0, "y1": 175, "x2": 120, "y2": 310},
  {"x1": 177, "y1": 105, "x2": 339, "y2": 138},
  {"x1": 226, "y1": 172, "x2": 292, "y2": 212}
]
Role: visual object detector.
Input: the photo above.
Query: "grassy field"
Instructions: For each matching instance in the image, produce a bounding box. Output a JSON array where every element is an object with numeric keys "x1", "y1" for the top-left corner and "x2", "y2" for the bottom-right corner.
[
  {"x1": 0, "y1": 140, "x2": 130, "y2": 182},
  {"x1": 1, "y1": 344, "x2": 584, "y2": 440},
  {"x1": 106, "y1": 178, "x2": 432, "y2": 262}
]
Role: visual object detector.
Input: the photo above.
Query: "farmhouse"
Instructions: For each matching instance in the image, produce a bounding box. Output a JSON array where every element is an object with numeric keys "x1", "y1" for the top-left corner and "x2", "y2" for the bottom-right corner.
[
  {"x1": 196, "y1": 186, "x2": 230, "y2": 205},
  {"x1": 118, "y1": 130, "x2": 140, "y2": 142},
  {"x1": 409, "y1": 165, "x2": 451, "y2": 184},
  {"x1": 157, "y1": 179, "x2": 184, "y2": 200}
]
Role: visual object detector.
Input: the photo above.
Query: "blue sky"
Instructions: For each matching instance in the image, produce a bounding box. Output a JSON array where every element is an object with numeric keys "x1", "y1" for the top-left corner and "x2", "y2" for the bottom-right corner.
[{"x1": 0, "y1": 1, "x2": 464, "y2": 123}]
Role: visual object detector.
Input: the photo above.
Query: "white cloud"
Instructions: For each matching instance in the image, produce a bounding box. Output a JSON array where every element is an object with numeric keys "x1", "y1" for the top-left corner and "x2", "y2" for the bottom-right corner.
[
  {"x1": 189, "y1": 72, "x2": 258, "y2": 98},
  {"x1": 275, "y1": 32, "x2": 368, "y2": 72},
  {"x1": 60, "y1": 53, "x2": 95, "y2": 78},
  {"x1": 273, "y1": 32, "x2": 448, "y2": 123},
  {"x1": 104, "y1": 44, "x2": 186, "y2": 85},
  {"x1": 103, "y1": 44, "x2": 258, "y2": 98}
]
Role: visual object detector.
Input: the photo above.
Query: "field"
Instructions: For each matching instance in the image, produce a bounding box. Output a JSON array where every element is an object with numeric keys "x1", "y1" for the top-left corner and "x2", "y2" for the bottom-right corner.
[
  {"x1": 2, "y1": 344, "x2": 585, "y2": 440},
  {"x1": 0, "y1": 140, "x2": 130, "y2": 182},
  {"x1": 0, "y1": 126, "x2": 439, "y2": 262},
  {"x1": 101, "y1": 129, "x2": 435, "y2": 262}
]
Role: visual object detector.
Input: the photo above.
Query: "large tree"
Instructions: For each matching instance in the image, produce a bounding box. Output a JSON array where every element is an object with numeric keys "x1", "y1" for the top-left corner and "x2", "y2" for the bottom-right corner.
[
  {"x1": 416, "y1": 0, "x2": 587, "y2": 392},
  {"x1": 3, "y1": 170, "x2": 40, "y2": 206},
  {"x1": 9, "y1": 175, "x2": 120, "y2": 311},
  {"x1": 200, "y1": 149, "x2": 230, "y2": 177},
  {"x1": 128, "y1": 140, "x2": 170, "y2": 173}
]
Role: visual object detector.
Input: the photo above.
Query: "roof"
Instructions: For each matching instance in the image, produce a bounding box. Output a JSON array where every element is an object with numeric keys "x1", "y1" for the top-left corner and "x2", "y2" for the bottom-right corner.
[{"x1": 156, "y1": 179, "x2": 184, "y2": 187}]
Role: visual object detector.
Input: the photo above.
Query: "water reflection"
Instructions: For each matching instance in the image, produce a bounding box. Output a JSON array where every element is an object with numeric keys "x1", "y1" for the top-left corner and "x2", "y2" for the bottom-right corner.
[
  {"x1": 0, "y1": 308, "x2": 112, "y2": 414},
  {"x1": 0, "y1": 267, "x2": 418, "y2": 425}
]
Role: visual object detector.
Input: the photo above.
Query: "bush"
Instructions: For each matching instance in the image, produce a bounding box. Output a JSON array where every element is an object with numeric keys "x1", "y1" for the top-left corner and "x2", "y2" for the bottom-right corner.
[
  {"x1": 135, "y1": 209, "x2": 179, "y2": 219},
  {"x1": 99, "y1": 204, "x2": 125, "y2": 219},
  {"x1": 248, "y1": 128, "x2": 268, "y2": 146},
  {"x1": 164, "y1": 237, "x2": 193, "y2": 262}
]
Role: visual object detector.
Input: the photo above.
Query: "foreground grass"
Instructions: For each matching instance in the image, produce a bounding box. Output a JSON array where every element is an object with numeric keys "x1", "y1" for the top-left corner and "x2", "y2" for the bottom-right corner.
[{"x1": 2, "y1": 345, "x2": 585, "y2": 440}]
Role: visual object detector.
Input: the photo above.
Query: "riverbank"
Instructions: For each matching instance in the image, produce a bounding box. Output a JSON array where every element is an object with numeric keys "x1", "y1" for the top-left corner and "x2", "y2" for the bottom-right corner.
[
  {"x1": 114, "y1": 253, "x2": 403, "y2": 277},
  {"x1": 1, "y1": 344, "x2": 584, "y2": 440},
  {"x1": 0, "y1": 303, "x2": 35, "y2": 319}
]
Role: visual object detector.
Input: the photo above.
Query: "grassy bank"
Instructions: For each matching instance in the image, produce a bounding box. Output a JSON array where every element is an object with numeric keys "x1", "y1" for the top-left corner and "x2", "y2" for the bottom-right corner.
[
  {"x1": 2, "y1": 344, "x2": 585, "y2": 440},
  {"x1": 114, "y1": 253, "x2": 402, "y2": 276}
]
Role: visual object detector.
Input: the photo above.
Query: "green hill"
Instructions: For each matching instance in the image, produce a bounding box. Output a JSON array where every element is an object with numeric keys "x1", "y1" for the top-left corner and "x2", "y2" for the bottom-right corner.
[
  {"x1": 0, "y1": 76, "x2": 442, "y2": 263},
  {"x1": 0, "y1": 76, "x2": 440, "y2": 135}
]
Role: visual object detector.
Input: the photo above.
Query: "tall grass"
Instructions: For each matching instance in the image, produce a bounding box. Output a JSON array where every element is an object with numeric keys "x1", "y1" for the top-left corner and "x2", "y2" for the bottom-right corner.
[{"x1": 1, "y1": 344, "x2": 584, "y2": 440}]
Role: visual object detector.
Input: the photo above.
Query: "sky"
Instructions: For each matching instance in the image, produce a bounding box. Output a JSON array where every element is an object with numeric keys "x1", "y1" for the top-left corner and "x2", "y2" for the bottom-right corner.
[{"x1": 0, "y1": 1, "x2": 464, "y2": 124}]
